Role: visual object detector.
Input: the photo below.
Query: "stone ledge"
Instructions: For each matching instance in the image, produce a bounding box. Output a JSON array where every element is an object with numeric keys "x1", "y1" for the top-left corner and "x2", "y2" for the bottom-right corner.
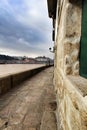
[
  {"x1": 55, "y1": 70, "x2": 87, "y2": 130},
  {"x1": 68, "y1": 75, "x2": 87, "y2": 97}
]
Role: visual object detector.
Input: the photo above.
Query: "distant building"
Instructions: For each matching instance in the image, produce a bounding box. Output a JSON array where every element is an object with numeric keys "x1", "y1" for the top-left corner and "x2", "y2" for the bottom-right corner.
[
  {"x1": 35, "y1": 56, "x2": 48, "y2": 62},
  {"x1": 35, "y1": 56, "x2": 53, "y2": 65},
  {"x1": 24, "y1": 58, "x2": 37, "y2": 64}
]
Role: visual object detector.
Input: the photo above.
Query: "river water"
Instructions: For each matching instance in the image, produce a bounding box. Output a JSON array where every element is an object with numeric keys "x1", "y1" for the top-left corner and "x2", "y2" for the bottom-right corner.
[{"x1": 0, "y1": 64, "x2": 45, "y2": 76}]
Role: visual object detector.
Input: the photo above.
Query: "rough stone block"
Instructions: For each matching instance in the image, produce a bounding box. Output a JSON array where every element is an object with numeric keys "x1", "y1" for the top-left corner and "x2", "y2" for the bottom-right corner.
[{"x1": 0, "y1": 75, "x2": 11, "y2": 95}]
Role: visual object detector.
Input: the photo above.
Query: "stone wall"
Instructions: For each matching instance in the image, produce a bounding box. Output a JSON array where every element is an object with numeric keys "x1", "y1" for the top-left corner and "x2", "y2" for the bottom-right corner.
[
  {"x1": 55, "y1": 0, "x2": 82, "y2": 75},
  {"x1": 0, "y1": 75, "x2": 11, "y2": 94},
  {"x1": 53, "y1": 0, "x2": 87, "y2": 130},
  {"x1": 55, "y1": 72, "x2": 87, "y2": 130}
]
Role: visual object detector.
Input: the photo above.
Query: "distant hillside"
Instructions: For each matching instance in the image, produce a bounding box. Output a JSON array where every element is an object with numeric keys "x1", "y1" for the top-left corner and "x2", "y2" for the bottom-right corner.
[
  {"x1": 0, "y1": 54, "x2": 54, "y2": 64},
  {"x1": 0, "y1": 54, "x2": 15, "y2": 60}
]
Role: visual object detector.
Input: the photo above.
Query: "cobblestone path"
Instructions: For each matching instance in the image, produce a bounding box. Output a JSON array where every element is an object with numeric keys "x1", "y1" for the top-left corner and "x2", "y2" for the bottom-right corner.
[{"x1": 0, "y1": 67, "x2": 57, "y2": 130}]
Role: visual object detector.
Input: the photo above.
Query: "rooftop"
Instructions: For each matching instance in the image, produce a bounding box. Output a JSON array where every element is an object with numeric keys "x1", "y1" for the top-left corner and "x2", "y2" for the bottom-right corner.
[{"x1": 47, "y1": 0, "x2": 57, "y2": 18}]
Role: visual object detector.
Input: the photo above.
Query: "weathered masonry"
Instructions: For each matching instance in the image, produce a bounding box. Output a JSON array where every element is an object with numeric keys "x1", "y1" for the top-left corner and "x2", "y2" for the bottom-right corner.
[{"x1": 47, "y1": 0, "x2": 87, "y2": 130}]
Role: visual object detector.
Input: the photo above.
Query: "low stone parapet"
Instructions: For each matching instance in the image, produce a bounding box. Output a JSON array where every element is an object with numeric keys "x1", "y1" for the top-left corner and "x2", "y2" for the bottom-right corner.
[
  {"x1": 0, "y1": 75, "x2": 11, "y2": 94},
  {"x1": 0, "y1": 65, "x2": 50, "y2": 95}
]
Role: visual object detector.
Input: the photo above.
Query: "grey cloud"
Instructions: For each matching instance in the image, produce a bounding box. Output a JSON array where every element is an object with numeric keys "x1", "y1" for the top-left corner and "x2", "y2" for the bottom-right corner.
[{"x1": 0, "y1": 0, "x2": 53, "y2": 57}]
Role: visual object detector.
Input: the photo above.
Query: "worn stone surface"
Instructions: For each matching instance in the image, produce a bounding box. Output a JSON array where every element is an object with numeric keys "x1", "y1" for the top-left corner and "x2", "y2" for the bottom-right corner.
[
  {"x1": 68, "y1": 75, "x2": 87, "y2": 97},
  {"x1": 50, "y1": 0, "x2": 87, "y2": 129},
  {"x1": 55, "y1": 70, "x2": 87, "y2": 130},
  {"x1": 0, "y1": 67, "x2": 57, "y2": 130},
  {"x1": 40, "y1": 111, "x2": 57, "y2": 130},
  {"x1": 55, "y1": 0, "x2": 82, "y2": 75}
]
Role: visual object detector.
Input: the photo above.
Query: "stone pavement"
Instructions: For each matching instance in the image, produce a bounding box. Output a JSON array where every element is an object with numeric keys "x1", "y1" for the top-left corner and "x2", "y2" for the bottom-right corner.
[{"x1": 0, "y1": 67, "x2": 57, "y2": 130}]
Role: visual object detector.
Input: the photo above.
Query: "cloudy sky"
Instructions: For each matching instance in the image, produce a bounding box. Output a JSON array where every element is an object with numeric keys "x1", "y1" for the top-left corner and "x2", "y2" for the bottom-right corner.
[{"x1": 0, "y1": 0, "x2": 53, "y2": 58}]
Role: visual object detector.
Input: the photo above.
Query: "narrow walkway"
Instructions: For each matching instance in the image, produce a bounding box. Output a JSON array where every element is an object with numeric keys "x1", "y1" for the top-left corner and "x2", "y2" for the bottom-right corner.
[{"x1": 0, "y1": 67, "x2": 57, "y2": 130}]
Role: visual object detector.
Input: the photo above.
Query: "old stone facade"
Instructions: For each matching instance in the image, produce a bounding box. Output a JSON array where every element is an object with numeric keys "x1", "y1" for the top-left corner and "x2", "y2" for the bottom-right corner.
[{"x1": 47, "y1": 0, "x2": 87, "y2": 130}]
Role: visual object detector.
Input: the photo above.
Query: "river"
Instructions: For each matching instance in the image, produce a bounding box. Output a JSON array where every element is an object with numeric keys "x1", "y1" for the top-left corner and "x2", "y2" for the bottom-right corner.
[{"x1": 0, "y1": 64, "x2": 45, "y2": 76}]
